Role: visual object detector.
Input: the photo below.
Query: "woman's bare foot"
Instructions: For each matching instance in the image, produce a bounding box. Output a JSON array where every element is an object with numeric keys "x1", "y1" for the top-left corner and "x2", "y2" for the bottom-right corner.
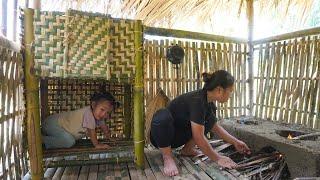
[
  {"x1": 163, "y1": 155, "x2": 179, "y2": 176},
  {"x1": 180, "y1": 147, "x2": 201, "y2": 156}
]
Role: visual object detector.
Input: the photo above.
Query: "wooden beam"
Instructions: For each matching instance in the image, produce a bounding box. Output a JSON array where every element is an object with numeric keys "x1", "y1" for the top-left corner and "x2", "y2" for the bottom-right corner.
[
  {"x1": 246, "y1": 0, "x2": 254, "y2": 116},
  {"x1": 144, "y1": 26, "x2": 247, "y2": 43}
]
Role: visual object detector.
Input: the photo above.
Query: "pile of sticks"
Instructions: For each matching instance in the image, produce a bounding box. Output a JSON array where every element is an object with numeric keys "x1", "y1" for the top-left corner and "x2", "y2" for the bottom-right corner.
[{"x1": 192, "y1": 140, "x2": 289, "y2": 180}]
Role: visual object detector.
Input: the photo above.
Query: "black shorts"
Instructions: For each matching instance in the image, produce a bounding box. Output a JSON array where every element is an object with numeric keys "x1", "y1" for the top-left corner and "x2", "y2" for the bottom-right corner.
[{"x1": 150, "y1": 108, "x2": 192, "y2": 148}]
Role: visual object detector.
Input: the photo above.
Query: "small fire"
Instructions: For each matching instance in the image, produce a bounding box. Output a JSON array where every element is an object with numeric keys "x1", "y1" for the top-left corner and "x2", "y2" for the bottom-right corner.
[{"x1": 287, "y1": 134, "x2": 293, "y2": 139}]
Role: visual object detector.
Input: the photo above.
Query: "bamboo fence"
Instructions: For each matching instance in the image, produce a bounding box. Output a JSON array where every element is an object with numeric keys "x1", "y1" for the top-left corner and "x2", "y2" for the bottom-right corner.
[
  {"x1": 143, "y1": 28, "x2": 249, "y2": 118},
  {"x1": 253, "y1": 27, "x2": 320, "y2": 129},
  {"x1": 0, "y1": 36, "x2": 28, "y2": 179}
]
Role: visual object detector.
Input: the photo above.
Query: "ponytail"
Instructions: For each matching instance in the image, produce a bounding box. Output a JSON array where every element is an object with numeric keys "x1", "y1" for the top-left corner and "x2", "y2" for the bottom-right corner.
[{"x1": 202, "y1": 70, "x2": 234, "y2": 91}]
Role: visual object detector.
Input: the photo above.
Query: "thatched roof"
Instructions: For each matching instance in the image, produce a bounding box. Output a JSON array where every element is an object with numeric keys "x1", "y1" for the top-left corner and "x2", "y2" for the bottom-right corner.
[{"x1": 41, "y1": 0, "x2": 318, "y2": 38}]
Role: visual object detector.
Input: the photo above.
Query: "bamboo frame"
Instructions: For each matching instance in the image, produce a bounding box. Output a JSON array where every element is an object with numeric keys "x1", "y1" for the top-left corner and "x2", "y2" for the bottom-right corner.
[
  {"x1": 23, "y1": 8, "x2": 44, "y2": 180},
  {"x1": 144, "y1": 37, "x2": 249, "y2": 118},
  {"x1": 144, "y1": 26, "x2": 247, "y2": 43},
  {"x1": 133, "y1": 20, "x2": 145, "y2": 168},
  {"x1": 247, "y1": 0, "x2": 254, "y2": 116},
  {"x1": 254, "y1": 33, "x2": 320, "y2": 129}
]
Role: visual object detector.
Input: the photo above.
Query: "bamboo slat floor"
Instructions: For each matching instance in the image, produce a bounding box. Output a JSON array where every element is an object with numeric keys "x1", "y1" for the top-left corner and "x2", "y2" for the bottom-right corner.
[{"x1": 32, "y1": 146, "x2": 236, "y2": 180}]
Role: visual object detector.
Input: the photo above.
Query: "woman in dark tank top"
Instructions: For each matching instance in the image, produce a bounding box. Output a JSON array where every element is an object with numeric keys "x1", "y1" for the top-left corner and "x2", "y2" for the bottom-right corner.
[{"x1": 150, "y1": 70, "x2": 251, "y2": 176}]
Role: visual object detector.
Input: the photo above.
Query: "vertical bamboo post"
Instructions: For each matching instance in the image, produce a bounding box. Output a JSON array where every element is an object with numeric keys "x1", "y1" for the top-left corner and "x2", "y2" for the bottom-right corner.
[
  {"x1": 1, "y1": 0, "x2": 7, "y2": 36},
  {"x1": 33, "y1": 0, "x2": 41, "y2": 9},
  {"x1": 13, "y1": 0, "x2": 18, "y2": 41},
  {"x1": 246, "y1": 0, "x2": 254, "y2": 116},
  {"x1": 23, "y1": 8, "x2": 44, "y2": 180},
  {"x1": 133, "y1": 20, "x2": 144, "y2": 168}
]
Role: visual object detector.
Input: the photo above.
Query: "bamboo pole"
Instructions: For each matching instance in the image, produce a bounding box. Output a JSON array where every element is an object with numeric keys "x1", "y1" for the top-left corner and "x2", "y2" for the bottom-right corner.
[
  {"x1": 33, "y1": 0, "x2": 41, "y2": 9},
  {"x1": 246, "y1": 0, "x2": 254, "y2": 116},
  {"x1": 46, "y1": 156, "x2": 134, "y2": 168},
  {"x1": 133, "y1": 20, "x2": 144, "y2": 168},
  {"x1": 13, "y1": 0, "x2": 18, "y2": 41},
  {"x1": 253, "y1": 27, "x2": 320, "y2": 45},
  {"x1": 144, "y1": 26, "x2": 247, "y2": 43},
  {"x1": 1, "y1": 0, "x2": 7, "y2": 36},
  {"x1": 23, "y1": 8, "x2": 44, "y2": 180}
]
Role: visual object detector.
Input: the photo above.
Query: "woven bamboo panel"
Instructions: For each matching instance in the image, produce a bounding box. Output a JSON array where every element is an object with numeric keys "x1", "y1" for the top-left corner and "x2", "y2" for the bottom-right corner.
[
  {"x1": 0, "y1": 40, "x2": 28, "y2": 179},
  {"x1": 41, "y1": 78, "x2": 133, "y2": 138},
  {"x1": 33, "y1": 10, "x2": 137, "y2": 81},
  {"x1": 67, "y1": 10, "x2": 111, "y2": 77},
  {"x1": 33, "y1": 10, "x2": 65, "y2": 77},
  {"x1": 144, "y1": 38, "x2": 248, "y2": 118},
  {"x1": 109, "y1": 19, "x2": 135, "y2": 82},
  {"x1": 254, "y1": 34, "x2": 320, "y2": 129}
]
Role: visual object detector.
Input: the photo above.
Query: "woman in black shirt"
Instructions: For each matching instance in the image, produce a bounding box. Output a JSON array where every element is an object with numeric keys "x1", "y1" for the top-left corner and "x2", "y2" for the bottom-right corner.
[{"x1": 150, "y1": 70, "x2": 250, "y2": 176}]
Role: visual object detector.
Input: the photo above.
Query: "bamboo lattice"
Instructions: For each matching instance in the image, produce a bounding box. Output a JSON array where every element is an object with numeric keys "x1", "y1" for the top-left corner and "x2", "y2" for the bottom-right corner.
[
  {"x1": 144, "y1": 38, "x2": 249, "y2": 118},
  {"x1": 254, "y1": 32, "x2": 320, "y2": 129},
  {"x1": 40, "y1": 78, "x2": 133, "y2": 139},
  {"x1": 0, "y1": 37, "x2": 28, "y2": 179}
]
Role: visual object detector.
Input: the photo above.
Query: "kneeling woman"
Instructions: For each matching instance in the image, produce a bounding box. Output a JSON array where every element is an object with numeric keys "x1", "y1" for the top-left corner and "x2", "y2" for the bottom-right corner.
[
  {"x1": 150, "y1": 70, "x2": 250, "y2": 176},
  {"x1": 42, "y1": 91, "x2": 119, "y2": 149}
]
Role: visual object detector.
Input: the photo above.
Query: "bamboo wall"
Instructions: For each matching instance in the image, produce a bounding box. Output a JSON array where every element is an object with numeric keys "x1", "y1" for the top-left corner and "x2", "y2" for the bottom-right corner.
[
  {"x1": 254, "y1": 29, "x2": 320, "y2": 129},
  {"x1": 143, "y1": 37, "x2": 249, "y2": 118},
  {"x1": 0, "y1": 37, "x2": 28, "y2": 179}
]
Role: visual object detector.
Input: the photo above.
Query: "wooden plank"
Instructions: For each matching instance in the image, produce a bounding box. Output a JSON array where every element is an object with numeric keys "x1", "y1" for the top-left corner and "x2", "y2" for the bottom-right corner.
[
  {"x1": 77, "y1": 166, "x2": 89, "y2": 180},
  {"x1": 52, "y1": 167, "x2": 65, "y2": 180},
  {"x1": 145, "y1": 148, "x2": 171, "y2": 180},
  {"x1": 143, "y1": 155, "x2": 157, "y2": 180},
  {"x1": 128, "y1": 162, "x2": 147, "y2": 180},
  {"x1": 60, "y1": 166, "x2": 80, "y2": 180},
  {"x1": 180, "y1": 157, "x2": 211, "y2": 180},
  {"x1": 87, "y1": 154, "x2": 100, "y2": 180}
]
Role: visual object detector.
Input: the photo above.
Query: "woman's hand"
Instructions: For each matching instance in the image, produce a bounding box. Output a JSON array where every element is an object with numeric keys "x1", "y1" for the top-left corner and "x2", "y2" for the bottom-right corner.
[
  {"x1": 234, "y1": 140, "x2": 251, "y2": 155},
  {"x1": 95, "y1": 143, "x2": 111, "y2": 149},
  {"x1": 216, "y1": 155, "x2": 238, "y2": 169}
]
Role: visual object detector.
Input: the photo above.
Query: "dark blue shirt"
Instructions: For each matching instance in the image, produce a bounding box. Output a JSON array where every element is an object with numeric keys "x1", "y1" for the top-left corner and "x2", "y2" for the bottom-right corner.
[{"x1": 167, "y1": 89, "x2": 217, "y2": 135}]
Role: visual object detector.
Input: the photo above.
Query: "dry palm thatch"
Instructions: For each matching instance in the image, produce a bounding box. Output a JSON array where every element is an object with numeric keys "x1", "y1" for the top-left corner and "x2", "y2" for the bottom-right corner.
[
  {"x1": 40, "y1": 0, "x2": 315, "y2": 36},
  {"x1": 144, "y1": 89, "x2": 170, "y2": 144}
]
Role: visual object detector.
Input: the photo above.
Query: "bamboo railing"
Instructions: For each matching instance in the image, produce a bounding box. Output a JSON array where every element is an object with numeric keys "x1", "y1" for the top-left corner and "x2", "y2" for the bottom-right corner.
[
  {"x1": 253, "y1": 27, "x2": 320, "y2": 129},
  {"x1": 0, "y1": 35, "x2": 28, "y2": 179},
  {"x1": 144, "y1": 27, "x2": 249, "y2": 118}
]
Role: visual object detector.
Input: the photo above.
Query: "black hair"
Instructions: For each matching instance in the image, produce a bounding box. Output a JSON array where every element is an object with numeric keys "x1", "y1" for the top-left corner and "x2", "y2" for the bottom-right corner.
[
  {"x1": 202, "y1": 70, "x2": 234, "y2": 91},
  {"x1": 90, "y1": 91, "x2": 120, "y2": 108}
]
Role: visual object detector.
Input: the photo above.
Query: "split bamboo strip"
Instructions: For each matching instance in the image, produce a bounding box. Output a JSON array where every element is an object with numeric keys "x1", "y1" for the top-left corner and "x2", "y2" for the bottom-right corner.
[
  {"x1": 133, "y1": 20, "x2": 144, "y2": 168},
  {"x1": 23, "y1": 8, "x2": 43, "y2": 180}
]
